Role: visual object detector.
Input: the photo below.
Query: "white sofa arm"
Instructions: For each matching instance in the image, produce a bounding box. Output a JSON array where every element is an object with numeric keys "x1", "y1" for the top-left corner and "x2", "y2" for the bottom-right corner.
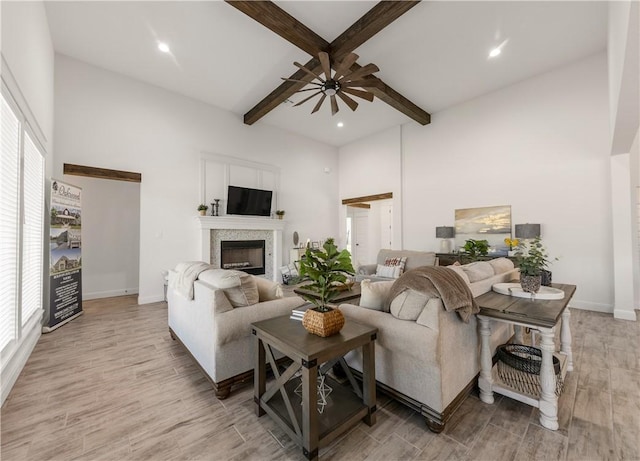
[{"x1": 357, "y1": 264, "x2": 377, "y2": 275}]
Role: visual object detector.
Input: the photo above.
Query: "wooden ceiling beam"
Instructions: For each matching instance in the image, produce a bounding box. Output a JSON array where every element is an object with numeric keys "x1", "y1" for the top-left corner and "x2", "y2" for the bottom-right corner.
[
  {"x1": 342, "y1": 192, "x2": 392, "y2": 205},
  {"x1": 225, "y1": 1, "x2": 329, "y2": 56},
  {"x1": 229, "y1": 1, "x2": 430, "y2": 126},
  {"x1": 64, "y1": 163, "x2": 142, "y2": 183}
]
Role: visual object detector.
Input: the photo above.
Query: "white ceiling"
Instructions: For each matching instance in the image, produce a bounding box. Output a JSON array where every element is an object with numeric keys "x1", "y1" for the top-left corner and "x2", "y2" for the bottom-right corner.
[{"x1": 44, "y1": 1, "x2": 607, "y2": 147}]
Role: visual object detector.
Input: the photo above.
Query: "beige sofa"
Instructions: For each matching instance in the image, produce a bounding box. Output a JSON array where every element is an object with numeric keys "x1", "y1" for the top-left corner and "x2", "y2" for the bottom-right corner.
[
  {"x1": 167, "y1": 268, "x2": 305, "y2": 398},
  {"x1": 340, "y1": 258, "x2": 518, "y2": 432},
  {"x1": 356, "y1": 249, "x2": 438, "y2": 282}
]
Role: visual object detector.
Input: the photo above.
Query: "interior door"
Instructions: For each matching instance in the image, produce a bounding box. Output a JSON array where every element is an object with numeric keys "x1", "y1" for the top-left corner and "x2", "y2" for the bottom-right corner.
[{"x1": 353, "y1": 212, "x2": 370, "y2": 267}]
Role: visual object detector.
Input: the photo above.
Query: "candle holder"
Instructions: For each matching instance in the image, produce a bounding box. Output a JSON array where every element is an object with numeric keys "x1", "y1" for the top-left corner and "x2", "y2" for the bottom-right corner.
[{"x1": 211, "y1": 199, "x2": 220, "y2": 216}]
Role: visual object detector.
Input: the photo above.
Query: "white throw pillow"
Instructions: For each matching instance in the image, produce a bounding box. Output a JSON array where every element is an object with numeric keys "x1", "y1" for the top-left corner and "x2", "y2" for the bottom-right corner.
[
  {"x1": 390, "y1": 289, "x2": 430, "y2": 321},
  {"x1": 488, "y1": 257, "x2": 515, "y2": 275},
  {"x1": 198, "y1": 269, "x2": 259, "y2": 307},
  {"x1": 253, "y1": 276, "x2": 283, "y2": 301},
  {"x1": 447, "y1": 265, "x2": 470, "y2": 285},
  {"x1": 375, "y1": 264, "x2": 402, "y2": 278},
  {"x1": 461, "y1": 261, "x2": 495, "y2": 283},
  {"x1": 359, "y1": 279, "x2": 394, "y2": 311}
]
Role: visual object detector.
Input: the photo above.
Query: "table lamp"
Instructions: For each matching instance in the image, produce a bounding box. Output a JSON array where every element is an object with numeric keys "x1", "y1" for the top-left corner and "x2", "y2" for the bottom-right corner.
[
  {"x1": 514, "y1": 223, "x2": 541, "y2": 239},
  {"x1": 436, "y1": 226, "x2": 455, "y2": 253}
]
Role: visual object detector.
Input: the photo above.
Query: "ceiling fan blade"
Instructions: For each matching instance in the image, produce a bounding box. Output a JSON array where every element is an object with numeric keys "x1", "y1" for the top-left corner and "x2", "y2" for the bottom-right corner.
[
  {"x1": 342, "y1": 87, "x2": 374, "y2": 102},
  {"x1": 339, "y1": 64, "x2": 380, "y2": 82},
  {"x1": 330, "y1": 95, "x2": 339, "y2": 115},
  {"x1": 293, "y1": 91, "x2": 322, "y2": 107},
  {"x1": 333, "y1": 53, "x2": 359, "y2": 80},
  {"x1": 293, "y1": 62, "x2": 325, "y2": 82},
  {"x1": 311, "y1": 94, "x2": 326, "y2": 114},
  {"x1": 281, "y1": 77, "x2": 322, "y2": 86},
  {"x1": 342, "y1": 79, "x2": 384, "y2": 89},
  {"x1": 318, "y1": 52, "x2": 332, "y2": 81},
  {"x1": 337, "y1": 91, "x2": 358, "y2": 111}
]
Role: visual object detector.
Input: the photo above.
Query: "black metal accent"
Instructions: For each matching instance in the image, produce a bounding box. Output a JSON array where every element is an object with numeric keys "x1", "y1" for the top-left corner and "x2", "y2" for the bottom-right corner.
[
  {"x1": 301, "y1": 358, "x2": 317, "y2": 369},
  {"x1": 251, "y1": 328, "x2": 256, "y2": 335},
  {"x1": 371, "y1": 333, "x2": 377, "y2": 341},
  {"x1": 302, "y1": 448, "x2": 318, "y2": 460}
]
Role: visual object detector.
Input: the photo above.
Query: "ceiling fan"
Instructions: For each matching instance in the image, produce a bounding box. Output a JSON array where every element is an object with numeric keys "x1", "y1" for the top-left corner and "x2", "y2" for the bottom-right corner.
[{"x1": 283, "y1": 51, "x2": 381, "y2": 115}]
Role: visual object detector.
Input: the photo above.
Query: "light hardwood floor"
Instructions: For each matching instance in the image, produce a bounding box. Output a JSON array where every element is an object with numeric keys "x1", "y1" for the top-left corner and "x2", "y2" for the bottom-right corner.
[{"x1": 1, "y1": 295, "x2": 638, "y2": 461}]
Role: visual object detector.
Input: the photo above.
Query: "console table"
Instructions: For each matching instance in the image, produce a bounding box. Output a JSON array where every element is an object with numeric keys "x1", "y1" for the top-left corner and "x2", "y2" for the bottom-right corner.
[
  {"x1": 252, "y1": 316, "x2": 377, "y2": 460},
  {"x1": 436, "y1": 253, "x2": 517, "y2": 266},
  {"x1": 475, "y1": 283, "x2": 576, "y2": 431}
]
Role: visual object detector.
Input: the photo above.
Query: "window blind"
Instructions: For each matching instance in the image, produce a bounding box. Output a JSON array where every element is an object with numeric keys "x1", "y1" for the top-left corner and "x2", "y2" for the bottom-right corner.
[
  {"x1": 0, "y1": 94, "x2": 20, "y2": 349},
  {"x1": 21, "y1": 133, "x2": 44, "y2": 326}
]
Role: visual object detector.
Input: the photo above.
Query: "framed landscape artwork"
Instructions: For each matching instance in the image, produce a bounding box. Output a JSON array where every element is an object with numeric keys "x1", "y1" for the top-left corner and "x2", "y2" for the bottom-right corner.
[{"x1": 454, "y1": 205, "x2": 512, "y2": 254}]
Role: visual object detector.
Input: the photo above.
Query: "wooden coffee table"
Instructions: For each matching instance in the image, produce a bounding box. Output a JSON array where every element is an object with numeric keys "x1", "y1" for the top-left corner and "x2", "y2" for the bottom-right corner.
[
  {"x1": 293, "y1": 282, "x2": 361, "y2": 306},
  {"x1": 251, "y1": 315, "x2": 377, "y2": 460},
  {"x1": 475, "y1": 283, "x2": 576, "y2": 431}
]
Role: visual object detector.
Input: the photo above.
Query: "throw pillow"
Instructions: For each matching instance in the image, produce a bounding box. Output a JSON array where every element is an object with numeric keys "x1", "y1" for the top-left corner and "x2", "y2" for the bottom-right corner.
[
  {"x1": 447, "y1": 265, "x2": 471, "y2": 284},
  {"x1": 488, "y1": 257, "x2": 515, "y2": 275},
  {"x1": 375, "y1": 264, "x2": 401, "y2": 278},
  {"x1": 461, "y1": 261, "x2": 495, "y2": 283},
  {"x1": 390, "y1": 289, "x2": 430, "y2": 321},
  {"x1": 384, "y1": 256, "x2": 408, "y2": 274},
  {"x1": 254, "y1": 276, "x2": 283, "y2": 301},
  {"x1": 198, "y1": 269, "x2": 259, "y2": 307},
  {"x1": 359, "y1": 279, "x2": 394, "y2": 311}
]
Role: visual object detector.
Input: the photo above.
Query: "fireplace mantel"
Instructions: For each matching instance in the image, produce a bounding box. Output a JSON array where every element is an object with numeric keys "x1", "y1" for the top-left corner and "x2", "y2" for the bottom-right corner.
[{"x1": 195, "y1": 216, "x2": 284, "y2": 281}]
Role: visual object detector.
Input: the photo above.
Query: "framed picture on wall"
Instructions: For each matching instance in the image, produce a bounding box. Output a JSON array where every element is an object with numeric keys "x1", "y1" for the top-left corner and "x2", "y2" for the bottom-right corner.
[{"x1": 454, "y1": 205, "x2": 511, "y2": 253}]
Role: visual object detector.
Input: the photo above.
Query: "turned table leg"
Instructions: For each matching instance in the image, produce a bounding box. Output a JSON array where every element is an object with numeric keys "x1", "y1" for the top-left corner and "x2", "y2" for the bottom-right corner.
[
  {"x1": 560, "y1": 307, "x2": 573, "y2": 372},
  {"x1": 478, "y1": 316, "x2": 494, "y2": 404},
  {"x1": 538, "y1": 327, "x2": 559, "y2": 430}
]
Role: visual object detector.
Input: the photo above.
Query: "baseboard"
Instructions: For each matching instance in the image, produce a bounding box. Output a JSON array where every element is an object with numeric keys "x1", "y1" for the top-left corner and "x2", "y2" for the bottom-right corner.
[
  {"x1": 84, "y1": 288, "x2": 139, "y2": 300},
  {"x1": 569, "y1": 299, "x2": 613, "y2": 313},
  {"x1": 138, "y1": 294, "x2": 165, "y2": 305},
  {"x1": 1, "y1": 317, "x2": 42, "y2": 405},
  {"x1": 613, "y1": 309, "x2": 637, "y2": 321}
]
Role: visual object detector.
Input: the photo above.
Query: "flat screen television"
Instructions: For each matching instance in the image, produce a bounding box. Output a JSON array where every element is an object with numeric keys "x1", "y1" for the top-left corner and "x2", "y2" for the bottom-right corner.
[{"x1": 226, "y1": 186, "x2": 273, "y2": 217}]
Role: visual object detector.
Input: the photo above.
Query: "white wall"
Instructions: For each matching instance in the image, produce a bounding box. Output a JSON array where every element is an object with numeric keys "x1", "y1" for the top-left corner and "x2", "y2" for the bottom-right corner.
[
  {"x1": 338, "y1": 126, "x2": 403, "y2": 255},
  {"x1": 0, "y1": 1, "x2": 54, "y2": 404},
  {"x1": 53, "y1": 55, "x2": 339, "y2": 303},
  {"x1": 340, "y1": 53, "x2": 613, "y2": 312},
  {"x1": 61, "y1": 175, "x2": 140, "y2": 300}
]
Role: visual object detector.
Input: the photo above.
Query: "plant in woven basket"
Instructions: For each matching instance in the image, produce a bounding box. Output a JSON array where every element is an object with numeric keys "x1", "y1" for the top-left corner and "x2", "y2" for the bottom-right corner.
[
  {"x1": 298, "y1": 237, "x2": 355, "y2": 311},
  {"x1": 515, "y1": 237, "x2": 555, "y2": 293}
]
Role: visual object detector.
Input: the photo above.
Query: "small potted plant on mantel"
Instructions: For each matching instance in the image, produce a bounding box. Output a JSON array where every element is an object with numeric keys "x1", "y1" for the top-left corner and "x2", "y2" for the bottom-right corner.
[
  {"x1": 515, "y1": 237, "x2": 554, "y2": 294},
  {"x1": 298, "y1": 238, "x2": 354, "y2": 337},
  {"x1": 197, "y1": 204, "x2": 208, "y2": 216},
  {"x1": 275, "y1": 210, "x2": 285, "y2": 220}
]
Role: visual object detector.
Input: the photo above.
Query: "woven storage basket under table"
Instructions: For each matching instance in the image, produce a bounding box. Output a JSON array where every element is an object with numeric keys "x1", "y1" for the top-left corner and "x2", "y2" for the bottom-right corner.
[
  {"x1": 496, "y1": 344, "x2": 564, "y2": 397},
  {"x1": 302, "y1": 307, "x2": 345, "y2": 337}
]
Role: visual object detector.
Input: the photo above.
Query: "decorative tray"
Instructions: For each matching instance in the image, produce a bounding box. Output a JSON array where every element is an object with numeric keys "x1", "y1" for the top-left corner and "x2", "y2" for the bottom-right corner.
[{"x1": 492, "y1": 283, "x2": 565, "y2": 300}]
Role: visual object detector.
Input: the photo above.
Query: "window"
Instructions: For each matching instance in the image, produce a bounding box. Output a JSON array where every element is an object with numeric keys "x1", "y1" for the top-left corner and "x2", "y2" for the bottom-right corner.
[{"x1": 0, "y1": 89, "x2": 46, "y2": 352}]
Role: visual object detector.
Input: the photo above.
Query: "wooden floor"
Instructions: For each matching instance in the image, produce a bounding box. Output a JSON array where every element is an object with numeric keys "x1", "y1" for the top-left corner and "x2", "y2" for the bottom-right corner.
[{"x1": 1, "y1": 295, "x2": 639, "y2": 461}]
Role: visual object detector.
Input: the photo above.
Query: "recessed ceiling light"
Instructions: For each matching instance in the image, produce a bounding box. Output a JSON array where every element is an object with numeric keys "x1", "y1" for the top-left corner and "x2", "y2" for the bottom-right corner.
[
  {"x1": 158, "y1": 42, "x2": 170, "y2": 53},
  {"x1": 337, "y1": 122, "x2": 344, "y2": 128},
  {"x1": 489, "y1": 47, "x2": 501, "y2": 58}
]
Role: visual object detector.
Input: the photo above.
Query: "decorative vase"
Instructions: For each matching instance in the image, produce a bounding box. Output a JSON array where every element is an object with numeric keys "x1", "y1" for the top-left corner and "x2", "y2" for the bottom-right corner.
[
  {"x1": 521, "y1": 275, "x2": 542, "y2": 294},
  {"x1": 302, "y1": 307, "x2": 345, "y2": 337}
]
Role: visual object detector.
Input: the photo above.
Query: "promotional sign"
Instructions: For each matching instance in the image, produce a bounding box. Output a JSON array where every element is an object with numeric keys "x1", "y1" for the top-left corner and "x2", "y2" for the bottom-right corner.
[{"x1": 44, "y1": 179, "x2": 83, "y2": 332}]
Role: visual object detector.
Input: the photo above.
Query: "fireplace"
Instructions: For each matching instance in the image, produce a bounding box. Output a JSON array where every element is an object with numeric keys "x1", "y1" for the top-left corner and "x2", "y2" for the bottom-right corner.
[{"x1": 220, "y1": 240, "x2": 266, "y2": 275}]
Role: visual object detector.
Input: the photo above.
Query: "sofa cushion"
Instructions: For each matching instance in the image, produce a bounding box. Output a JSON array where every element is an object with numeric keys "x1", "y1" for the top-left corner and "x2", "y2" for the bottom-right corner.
[
  {"x1": 447, "y1": 264, "x2": 470, "y2": 285},
  {"x1": 253, "y1": 276, "x2": 283, "y2": 301},
  {"x1": 360, "y1": 279, "x2": 394, "y2": 311},
  {"x1": 461, "y1": 261, "x2": 495, "y2": 283},
  {"x1": 390, "y1": 289, "x2": 430, "y2": 321},
  {"x1": 488, "y1": 257, "x2": 515, "y2": 275},
  {"x1": 198, "y1": 269, "x2": 259, "y2": 307}
]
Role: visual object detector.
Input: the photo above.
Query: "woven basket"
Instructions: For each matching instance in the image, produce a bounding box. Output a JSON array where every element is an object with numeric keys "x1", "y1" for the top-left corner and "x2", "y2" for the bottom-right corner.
[
  {"x1": 302, "y1": 307, "x2": 345, "y2": 337},
  {"x1": 497, "y1": 344, "x2": 563, "y2": 396}
]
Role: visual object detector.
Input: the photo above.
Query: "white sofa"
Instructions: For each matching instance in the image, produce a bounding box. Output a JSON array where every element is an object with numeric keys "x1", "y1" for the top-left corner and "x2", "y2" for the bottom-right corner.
[
  {"x1": 356, "y1": 249, "x2": 438, "y2": 282},
  {"x1": 167, "y1": 268, "x2": 305, "y2": 398},
  {"x1": 339, "y1": 258, "x2": 518, "y2": 432}
]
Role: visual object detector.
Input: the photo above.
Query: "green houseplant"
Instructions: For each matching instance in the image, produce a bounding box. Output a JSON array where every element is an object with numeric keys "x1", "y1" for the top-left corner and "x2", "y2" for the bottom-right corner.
[
  {"x1": 197, "y1": 204, "x2": 208, "y2": 216},
  {"x1": 275, "y1": 210, "x2": 285, "y2": 219},
  {"x1": 515, "y1": 237, "x2": 554, "y2": 293},
  {"x1": 298, "y1": 238, "x2": 355, "y2": 336},
  {"x1": 462, "y1": 239, "x2": 489, "y2": 260}
]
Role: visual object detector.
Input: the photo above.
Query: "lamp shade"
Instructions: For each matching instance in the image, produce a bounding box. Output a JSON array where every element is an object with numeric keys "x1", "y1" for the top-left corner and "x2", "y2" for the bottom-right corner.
[
  {"x1": 436, "y1": 226, "x2": 455, "y2": 239},
  {"x1": 514, "y1": 223, "x2": 541, "y2": 239}
]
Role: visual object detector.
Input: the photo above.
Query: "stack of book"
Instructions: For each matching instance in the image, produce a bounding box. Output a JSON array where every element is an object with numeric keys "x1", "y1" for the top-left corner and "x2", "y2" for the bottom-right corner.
[{"x1": 290, "y1": 303, "x2": 313, "y2": 321}]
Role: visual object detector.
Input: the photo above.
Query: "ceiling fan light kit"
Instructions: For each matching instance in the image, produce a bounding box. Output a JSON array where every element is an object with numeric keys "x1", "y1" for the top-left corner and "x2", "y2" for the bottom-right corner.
[{"x1": 286, "y1": 51, "x2": 379, "y2": 115}]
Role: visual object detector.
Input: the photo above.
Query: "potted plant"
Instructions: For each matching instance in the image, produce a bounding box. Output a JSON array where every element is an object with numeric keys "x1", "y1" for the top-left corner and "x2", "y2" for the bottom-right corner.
[
  {"x1": 197, "y1": 204, "x2": 208, "y2": 216},
  {"x1": 515, "y1": 237, "x2": 554, "y2": 293},
  {"x1": 275, "y1": 210, "x2": 285, "y2": 220},
  {"x1": 504, "y1": 237, "x2": 519, "y2": 257},
  {"x1": 462, "y1": 239, "x2": 489, "y2": 261},
  {"x1": 298, "y1": 237, "x2": 355, "y2": 337}
]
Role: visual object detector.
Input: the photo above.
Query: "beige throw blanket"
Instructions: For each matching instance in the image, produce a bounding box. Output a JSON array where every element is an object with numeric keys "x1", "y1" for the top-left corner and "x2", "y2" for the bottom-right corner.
[
  {"x1": 384, "y1": 266, "x2": 479, "y2": 323},
  {"x1": 171, "y1": 261, "x2": 214, "y2": 300}
]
